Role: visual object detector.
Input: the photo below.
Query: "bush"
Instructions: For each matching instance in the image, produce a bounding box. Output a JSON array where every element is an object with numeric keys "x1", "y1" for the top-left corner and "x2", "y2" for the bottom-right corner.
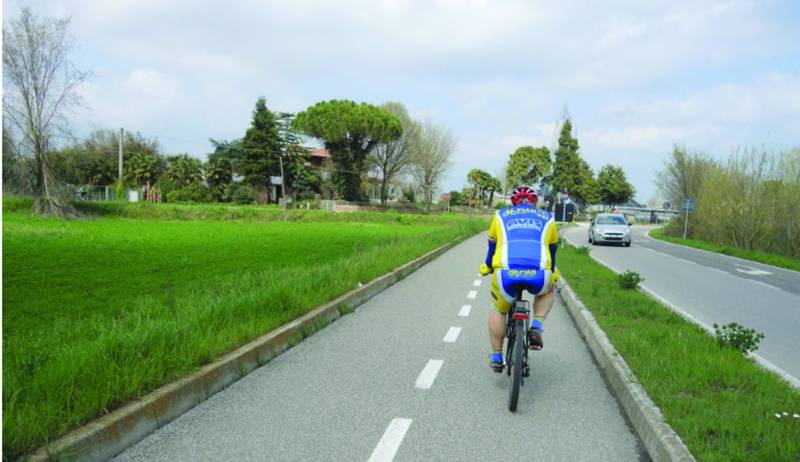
[
  {"x1": 166, "y1": 183, "x2": 211, "y2": 203},
  {"x1": 713, "y1": 322, "x2": 765, "y2": 355},
  {"x1": 575, "y1": 245, "x2": 591, "y2": 255},
  {"x1": 618, "y1": 270, "x2": 644, "y2": 290},
  {"x1": 230, "y1": 183, "x2": 255, "y2": 204}
]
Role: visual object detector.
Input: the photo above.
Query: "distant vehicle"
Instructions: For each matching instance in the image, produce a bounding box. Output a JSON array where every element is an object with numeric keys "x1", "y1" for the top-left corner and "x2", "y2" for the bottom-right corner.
[{"x1": 588, "y1": 213, "x2": 631, "y2": 246}]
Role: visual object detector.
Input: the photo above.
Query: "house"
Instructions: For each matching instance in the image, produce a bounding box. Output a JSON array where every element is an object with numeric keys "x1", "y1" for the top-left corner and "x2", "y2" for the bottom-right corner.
[{"x1": 309, "y1": 148, "x2": 330, "y2": 168}]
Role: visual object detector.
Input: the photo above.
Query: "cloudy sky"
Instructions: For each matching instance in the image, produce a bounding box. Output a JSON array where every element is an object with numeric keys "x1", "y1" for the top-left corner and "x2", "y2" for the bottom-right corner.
[{"x1": 4, "y1": 0, "x2": 800, "y2": 201}]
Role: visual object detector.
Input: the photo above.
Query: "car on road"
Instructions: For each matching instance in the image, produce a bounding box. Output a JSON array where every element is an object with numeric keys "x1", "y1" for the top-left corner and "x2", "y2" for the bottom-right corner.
[{"x1": 588, "y1": 213, "x2": 631, "y2": 246}]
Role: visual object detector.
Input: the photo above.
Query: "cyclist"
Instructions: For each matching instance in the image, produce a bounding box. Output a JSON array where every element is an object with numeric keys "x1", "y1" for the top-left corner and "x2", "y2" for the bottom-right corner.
[{"x1": 479, "y1": 185, "x2": 559, "y2": 373}]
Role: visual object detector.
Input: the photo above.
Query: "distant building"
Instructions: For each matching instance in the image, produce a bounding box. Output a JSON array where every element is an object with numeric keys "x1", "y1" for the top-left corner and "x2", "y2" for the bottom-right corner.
[{"x1": 309, "y1": 148, "x2": 331, "y2": 168}]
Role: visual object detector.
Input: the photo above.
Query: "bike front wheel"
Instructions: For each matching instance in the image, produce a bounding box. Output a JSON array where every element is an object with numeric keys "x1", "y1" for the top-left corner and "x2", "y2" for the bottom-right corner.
[{"x1": 508, "y1": 319, "x2": 525, "y2": 412}]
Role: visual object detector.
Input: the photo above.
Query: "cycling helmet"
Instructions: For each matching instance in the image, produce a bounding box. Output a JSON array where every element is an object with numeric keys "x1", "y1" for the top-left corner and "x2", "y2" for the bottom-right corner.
[{"x1": 510, "y1": 185, "x2": 538, "y2": 206}]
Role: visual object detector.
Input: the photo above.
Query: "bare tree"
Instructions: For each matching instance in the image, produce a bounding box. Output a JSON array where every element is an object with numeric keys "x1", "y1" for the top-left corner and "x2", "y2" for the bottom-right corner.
[
  {"x1": 3, "y1": 8, "x2": 89, "y2": 216},
  {"x1": 410, "y1": 121, "x2": 456, "y2": 211},
  {"x1": 370, "y1": 102, "x2": 419, "y2": 204}
]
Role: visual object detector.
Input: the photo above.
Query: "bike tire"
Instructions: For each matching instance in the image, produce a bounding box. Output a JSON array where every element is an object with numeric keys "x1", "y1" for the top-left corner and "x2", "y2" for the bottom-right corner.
[{"x1": 508, "y1": 319, "x2": 525, "y2": 412}]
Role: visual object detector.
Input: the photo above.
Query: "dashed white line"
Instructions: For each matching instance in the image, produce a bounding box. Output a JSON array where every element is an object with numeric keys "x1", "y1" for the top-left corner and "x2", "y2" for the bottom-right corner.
[
  {"x1": 473, "y1": 279, "x2": 482, "y2": 286},
  {"x1": 368, "y1": 418, "x2": 412, "y2": 462},
  {"x1": 415, "y1": 359, "x2": 444, "y2": 389},
  {"x1": 458, "y1": 305, "x2": 472, "y2": 317},
  {"x1": 467, "y1": 290, "x2": 477, "y2": 299},
  {"x1": 443, "y1": 327, "x2": 462, "y2": 343}
]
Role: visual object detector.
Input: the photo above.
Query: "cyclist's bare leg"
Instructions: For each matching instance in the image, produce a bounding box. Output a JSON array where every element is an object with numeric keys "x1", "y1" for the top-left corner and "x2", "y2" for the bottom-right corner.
[
  {"x1": 532, "y1": 288, "x2": 554, "y2": 319},
  {"x1": 489, "y1": 310, "x2": 506, "y2": 352}
]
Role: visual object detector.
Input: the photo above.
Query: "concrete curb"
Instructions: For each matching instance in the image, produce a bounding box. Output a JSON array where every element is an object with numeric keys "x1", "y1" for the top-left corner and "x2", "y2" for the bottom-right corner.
[
  {"x1": 28, "y1": 236, "x2": 467, "y2": 462},
  {"x1": 556, "y1": 278, "x2": 696, "y2": 462}
]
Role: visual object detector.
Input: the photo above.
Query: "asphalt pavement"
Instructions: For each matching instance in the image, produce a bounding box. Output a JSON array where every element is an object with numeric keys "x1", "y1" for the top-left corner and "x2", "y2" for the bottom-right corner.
[
  {"x1": 113, "y1": 233, "x2": 646, "y2": 462},
  {"x1": 564, "y1": 223, "x2": 800, "y2": 384}
]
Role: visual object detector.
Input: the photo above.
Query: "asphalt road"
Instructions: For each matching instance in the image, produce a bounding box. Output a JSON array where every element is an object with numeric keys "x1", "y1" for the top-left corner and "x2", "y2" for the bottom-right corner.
[
  {"x1": 113, "y1": 233, "x2": 646, "y2": 462},
  {"x1": 564, "y1": 223, "x2": 800, "y2": 384}
]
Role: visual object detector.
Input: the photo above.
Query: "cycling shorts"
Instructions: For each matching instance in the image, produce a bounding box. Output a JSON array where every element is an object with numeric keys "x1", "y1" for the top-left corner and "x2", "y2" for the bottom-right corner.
[{"x1": 490, "y1": 267, "x2": 558, "y2": 314}]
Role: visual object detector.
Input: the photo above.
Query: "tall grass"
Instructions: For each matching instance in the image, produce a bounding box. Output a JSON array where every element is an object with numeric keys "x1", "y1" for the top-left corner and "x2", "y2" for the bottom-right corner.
[{"x1": 2, "y1": 205, "x2": 486, "y2": 458}]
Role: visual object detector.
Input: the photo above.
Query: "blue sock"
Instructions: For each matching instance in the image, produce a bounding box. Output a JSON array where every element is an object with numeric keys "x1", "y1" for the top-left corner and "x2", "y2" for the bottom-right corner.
[
  {"x1": 531, "y1": 319, "x2": 543, "y2": 332},
  {"x1": 490, "y1": 352, "x2": 503, "y2": 362}
]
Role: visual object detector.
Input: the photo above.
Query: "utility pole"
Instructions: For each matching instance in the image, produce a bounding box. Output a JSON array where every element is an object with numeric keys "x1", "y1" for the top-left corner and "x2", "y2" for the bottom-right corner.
[
  {"x1": 118, "y1": 128, "x2": 124, "y2": 183},
  {"x1": 278, "y1": 154, "x2": 287, "y2": 221},
  {"x1": 683, "y1": 207, "x2": 689, "y2": 240}
]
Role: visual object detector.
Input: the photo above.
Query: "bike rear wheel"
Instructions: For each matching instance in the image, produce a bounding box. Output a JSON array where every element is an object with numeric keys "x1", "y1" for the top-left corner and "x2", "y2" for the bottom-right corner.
[{"x1": 507, "y1": 319, "x2": 525, "y2": 412}]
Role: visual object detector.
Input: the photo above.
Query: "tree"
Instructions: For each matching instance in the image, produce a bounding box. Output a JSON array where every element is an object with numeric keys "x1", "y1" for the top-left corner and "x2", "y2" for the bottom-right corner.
[
  {"x1": 655, "y1": 145, "x2": 714, "y2": 208},
  {"x1": 205, "y1": 156, "x2": 233, "y2": 202},
  {"x1": 241, "y1": 98, "x2": 281, "y2": 203},
  {"x1": 551, "y1": 118, "x2": 599, "y2": 204},
  {"x1": 165, "y1": 154, "x2": 203, "y2": 186},
  {"x1": 275, "y1": 112, "x2": 312, "y2": 200},
  {"x1": 294, "y1": 100, "x2": 402, "y2": 201},
  {"x1": 410, "y1": 121, "x2": 456, "y2": 211},
  {"x1": 370, "y1": 102, "x2": 419, "y2": 204},
  {"x1": 3, "y1": 8, "x2": 89, "y2": 216},
  {"x1": 597, "y1": 164, "x2": 635, "y2": 206},
  {"x1": 505, "y1": 146, "x2": 551, "y2": 189},
  {"x1": 485, "y1": 175, "x2": 501, "y2": 208},
  {"x1": 467, "y1": 169, "x2": 491, "y2": 206},
  {"x1": 51, "y1": 129, "x2": 160, "y2": 187},
  {"x1": 125, "y1": 152, "x2": 163, "y2": 189},
  {"x1": 2, "y1": 124, "x2": 34, "y2": 194}
]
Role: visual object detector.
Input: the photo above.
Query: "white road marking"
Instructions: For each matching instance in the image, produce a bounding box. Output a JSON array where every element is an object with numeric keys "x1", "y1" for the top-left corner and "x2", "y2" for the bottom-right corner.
[
  {"x1": 458, "y1": 305, "x2": 472, "y2": 317},
  {"x1": 467, "y1": 290, "x2": 477, "y2": 299},
  {"x1": 747, "y1": 279, "x2": 781, "y2": 291},
  {"x1": 368, "y1": 418, "x2": 412, "y2": 462},
  {"x1": 473, "y1": 279, "x2": 482, "y2": 286},
  {"x1": 443, "y1": 327, "x2": 462, "y2": 343},
  {"x1": 734, "y1": 265, "x2": 772, "y2": 276},
  {"x1": 415, "y1": 359, "x2": 444, "y2": 389}
]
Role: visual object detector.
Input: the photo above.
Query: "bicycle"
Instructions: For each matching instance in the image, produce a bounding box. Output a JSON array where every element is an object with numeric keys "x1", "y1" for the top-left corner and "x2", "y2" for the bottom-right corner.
[{"x1": 504, "y1": 290, "x2": 531, "y2": 412}]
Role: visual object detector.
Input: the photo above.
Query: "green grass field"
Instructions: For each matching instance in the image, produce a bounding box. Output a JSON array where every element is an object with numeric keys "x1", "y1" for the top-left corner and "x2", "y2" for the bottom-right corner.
[
  {"x1": 558, "y1": 243, "x2": 800, "y2": 461},
  {"x1": 650, "y1": 227, "x2": 800, "y2": 273},
  {"x1": 2, "y1": 198, "x2": 486, "y2": 458}
]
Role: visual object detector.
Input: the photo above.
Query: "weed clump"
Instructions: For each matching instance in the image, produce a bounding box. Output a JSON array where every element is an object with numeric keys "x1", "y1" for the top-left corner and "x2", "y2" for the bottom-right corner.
[
  {"x1": 713, "y1": 322, "x2": 765, "y2": 355},
  {"x1": 618, "y1": 270, "x2": 644, "y2": 290}
]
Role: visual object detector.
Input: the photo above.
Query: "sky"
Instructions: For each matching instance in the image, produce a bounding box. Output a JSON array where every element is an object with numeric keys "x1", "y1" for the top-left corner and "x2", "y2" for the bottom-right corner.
[{"x1": 3, "y1": 0, "x2": 800, "y2": 202}]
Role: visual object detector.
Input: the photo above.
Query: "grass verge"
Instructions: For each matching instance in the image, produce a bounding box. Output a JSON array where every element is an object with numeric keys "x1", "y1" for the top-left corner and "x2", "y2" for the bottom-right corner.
[
  {"x1": 650, "y1": 227, "x2": 800, "y2": 273},
  {"x1": 2, "y1": 201, "x2": 486, "y2": 458},
  {"x1": 559, "y1": 243, "x2": 800, "y2": 461}
]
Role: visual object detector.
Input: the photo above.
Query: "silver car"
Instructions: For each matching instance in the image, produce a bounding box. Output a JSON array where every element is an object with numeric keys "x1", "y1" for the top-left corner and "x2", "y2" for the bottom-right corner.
[{"x1": 588, "y1": 214, "x2": 631, "y2": 246}]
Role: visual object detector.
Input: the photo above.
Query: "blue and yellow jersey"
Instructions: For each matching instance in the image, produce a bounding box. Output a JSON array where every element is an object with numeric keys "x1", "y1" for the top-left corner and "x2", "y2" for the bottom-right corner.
[{"x1": 487, "y1": 204, "x2": 558, "y2": 270}]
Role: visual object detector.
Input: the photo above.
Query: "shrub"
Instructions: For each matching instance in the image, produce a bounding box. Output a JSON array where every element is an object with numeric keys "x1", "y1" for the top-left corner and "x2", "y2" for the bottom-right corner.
[
  {"x1": 575, "y1": 245, "x2": 591, "y2": 255},
  {"x1": 230, "y1": 183, "x2": 255, "y2": 204},
  {"x1": 166, "y1": 183, "x2": 211, "y2": 203},
  {"x1": 618, "y1": 270, "x2": 644, "y2": 290},
  {"x1": 713, "y1": 322, "x2": 765, "y2": 355}
]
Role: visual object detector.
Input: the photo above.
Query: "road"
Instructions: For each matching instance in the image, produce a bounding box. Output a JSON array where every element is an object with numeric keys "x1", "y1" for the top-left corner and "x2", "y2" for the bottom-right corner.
[
  {"x1": 114, "y1": 234, "x2": 646, "y2": 462},
  {"x1": 564, "y1": 223, "x2": 800, "y2": 384}
]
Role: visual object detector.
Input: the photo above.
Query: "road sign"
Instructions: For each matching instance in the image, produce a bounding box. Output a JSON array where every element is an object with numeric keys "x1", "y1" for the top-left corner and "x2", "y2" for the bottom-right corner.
[
  {"x1": 681, "y1": 199, "x2": 695, "y2": 212},
  {"x1": 441, "y1": 193, "x2": 450, "y2": 202},
  {"x1": 663, "y1": 201, "x2": 671, "y2": 210}
]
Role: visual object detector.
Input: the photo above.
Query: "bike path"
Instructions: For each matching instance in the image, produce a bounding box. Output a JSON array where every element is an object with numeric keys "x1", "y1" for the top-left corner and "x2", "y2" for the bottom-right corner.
[
  {"x1": 564, "y1": 224, "x2": 800, "y2": 384},
  {"x1": 114, "y1": 233, "x2": 646, "y2": 462}
]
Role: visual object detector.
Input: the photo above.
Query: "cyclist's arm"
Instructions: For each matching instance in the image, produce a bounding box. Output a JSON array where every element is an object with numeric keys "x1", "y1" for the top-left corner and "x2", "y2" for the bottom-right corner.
[
  {"x1": 547, "y1": 220, "x2": 559, "y2": 271},
  {"x1": 486, "y1": 214, "x2": 500, "y2": 266},
  {"x1": 549, "y1": 243, "x2": 557, "y2": 271}
]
